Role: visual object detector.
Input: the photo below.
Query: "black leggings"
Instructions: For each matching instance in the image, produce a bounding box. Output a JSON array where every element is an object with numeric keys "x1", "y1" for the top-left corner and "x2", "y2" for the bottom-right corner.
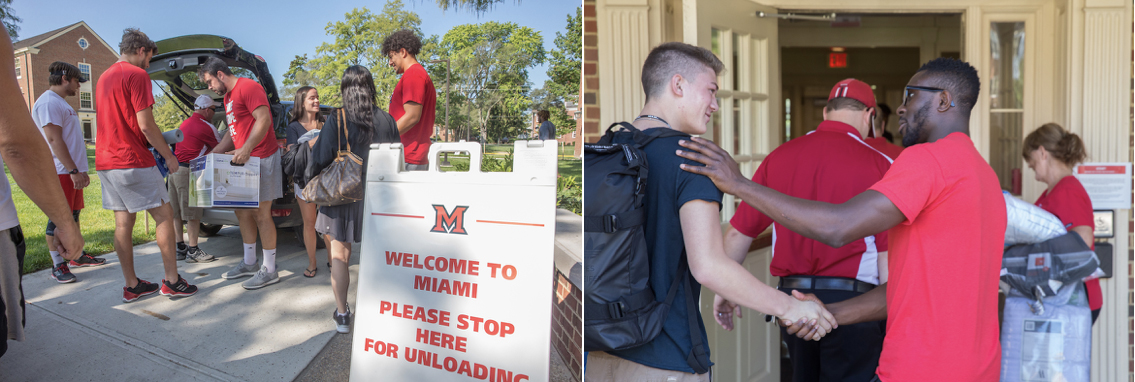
[{"x1": 45, "y1": 210, "x2": 80, "y2": 236}]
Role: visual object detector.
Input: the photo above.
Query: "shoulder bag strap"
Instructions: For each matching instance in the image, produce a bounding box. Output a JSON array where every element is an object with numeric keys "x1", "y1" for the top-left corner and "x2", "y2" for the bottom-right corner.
[{"x1": 339, "y1": 108, "x2": 351, "y2": 153}]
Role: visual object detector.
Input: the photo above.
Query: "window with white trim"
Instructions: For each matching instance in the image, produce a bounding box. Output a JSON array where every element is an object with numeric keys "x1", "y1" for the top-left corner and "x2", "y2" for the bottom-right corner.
[
  {"x1": 989, "y1": 21, "x2": 1025, "y2": 194},
  {"x1": 77, "y1": 38, "x2": 89, "y2": 50},
  {"x1": 77, "y1": 63, "x2": 91, "y2": 82},
  {"x1": 14, "y1": 58, "x2": 20, "y2": 78},
  {"x1": 79, "y1": 92, "x2": 92, "y2": 109}
]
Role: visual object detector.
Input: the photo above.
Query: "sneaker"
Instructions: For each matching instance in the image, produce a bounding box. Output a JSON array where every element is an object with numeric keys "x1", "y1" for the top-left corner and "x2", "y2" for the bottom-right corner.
[
  {"x1": 333, "y1": 305, "x2": 352, "y2": 334},
  {"x1": 175, "y1": 243, "x2": 188, "y2": 261},
  {"x1": 50, "y1": 262, "x2": 76, "y2": 283},
  {"x1": 122, "y1": 279, "x2": 160, "y2": 303},
  {"x1": 69, "y1": 252, "x2": 106, "y2": 268},
  {"x1": 160, "y1": 276, "x2": 198, "y2": 297},
  {"x1": 241, "y1": 266, "x2": 280, "y2": 290},
  {"x1": 221, "y1": 261, "x2": 259, "y2": 279},
  {"x1": 185, "y1": 247, "x2": 216, "y2": 263}
]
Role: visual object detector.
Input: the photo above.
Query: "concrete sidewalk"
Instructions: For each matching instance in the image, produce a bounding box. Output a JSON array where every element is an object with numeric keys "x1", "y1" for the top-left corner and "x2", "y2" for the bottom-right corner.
[{"x1": 1, "y1": 211, "x2": 578, "y2": 381}]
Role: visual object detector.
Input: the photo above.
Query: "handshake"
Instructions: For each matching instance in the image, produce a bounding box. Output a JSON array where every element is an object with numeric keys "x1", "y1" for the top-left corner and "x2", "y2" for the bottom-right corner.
[{"x1": 713, "y1": 290, "x2": 838, "y2": 341}]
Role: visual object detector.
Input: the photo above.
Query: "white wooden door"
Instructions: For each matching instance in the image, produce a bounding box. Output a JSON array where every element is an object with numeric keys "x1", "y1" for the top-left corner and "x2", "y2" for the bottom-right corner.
[{"x1": 683, "y1": 1, "x2": 782, "y2": 381}]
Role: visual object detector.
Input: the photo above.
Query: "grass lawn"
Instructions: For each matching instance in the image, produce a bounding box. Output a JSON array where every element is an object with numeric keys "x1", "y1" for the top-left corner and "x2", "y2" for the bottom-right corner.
[
  {"x1": 11, "y1": 146, "x2": 156, "y2": 274},
  {"x1": 435, "y1": 155, "x2": 581, "y2": 180}
]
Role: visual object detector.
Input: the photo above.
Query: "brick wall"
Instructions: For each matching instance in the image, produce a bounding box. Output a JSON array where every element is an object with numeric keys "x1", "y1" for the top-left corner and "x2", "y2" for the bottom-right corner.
[
  {"x1": 583, "y1": 0, "x2": 600, "y2": 143},
  {"x1": 19, "y1": 25, "x2": 118, "y2": 116},
  {"x1": 551, "y1": 270, "x2": 582, "y2": 380}
]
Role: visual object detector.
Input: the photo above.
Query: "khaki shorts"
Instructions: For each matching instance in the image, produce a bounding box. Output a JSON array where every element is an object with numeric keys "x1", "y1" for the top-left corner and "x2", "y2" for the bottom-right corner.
[
  {"x1": 167, "y1": 166, "x2": 202, "y2": 221},
  {"x1": 585, "y1": 351, "x2": 710, "y2": 382},
  {"x1": 98, "y1": 167, "x2": 169, "y2": 213}
]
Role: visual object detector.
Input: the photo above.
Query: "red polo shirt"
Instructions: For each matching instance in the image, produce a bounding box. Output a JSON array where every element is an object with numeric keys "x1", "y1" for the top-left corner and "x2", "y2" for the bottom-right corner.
[
  {"x1": 1035, "y1": 175, "x2": 1102, "y2": 311},
  {"x1": 865, "y1": 137, "x2": 904, "y2": 160},
  {"x1": 730, "y1": 120, "x2": 892, "y2": 283},
  {"x1": 868, "y1": 132, "x2": 1004, "y2": 382}
]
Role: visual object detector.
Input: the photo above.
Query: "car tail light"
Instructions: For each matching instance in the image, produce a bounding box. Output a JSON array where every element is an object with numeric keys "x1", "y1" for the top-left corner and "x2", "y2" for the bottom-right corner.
[{"x1": 271, "y1": 209, "x2": 291, "y2": 217}]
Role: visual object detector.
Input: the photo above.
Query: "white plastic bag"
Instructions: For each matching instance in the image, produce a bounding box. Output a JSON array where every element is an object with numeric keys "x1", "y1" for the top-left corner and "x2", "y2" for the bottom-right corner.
[
  {"x1": 1001, "y1": 283, "x2": 1092, "y2": 382},
  {"x1": 1003, "y1": 191, "x2": 1067, "y2": 246}
]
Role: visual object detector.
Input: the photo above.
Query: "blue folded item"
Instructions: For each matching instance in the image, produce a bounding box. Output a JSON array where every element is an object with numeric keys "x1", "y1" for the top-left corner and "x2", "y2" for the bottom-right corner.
[{"x1": 151, "y1": 148, "x2": 168, "y2": 178}]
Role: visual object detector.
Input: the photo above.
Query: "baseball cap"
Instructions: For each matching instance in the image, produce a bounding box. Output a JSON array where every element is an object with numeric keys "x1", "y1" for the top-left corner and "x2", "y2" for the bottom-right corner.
[
  {"x1": 828, "y1": 78, "x2": 876, "y2": 108},
  {"x1": 194, "y1": 95, "x2": 216, "y2": 110}
]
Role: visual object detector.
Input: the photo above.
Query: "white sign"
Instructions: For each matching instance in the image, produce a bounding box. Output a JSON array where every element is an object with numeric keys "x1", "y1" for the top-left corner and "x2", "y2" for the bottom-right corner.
[
  {"x1": 1072, "y1": 162, "x2": 1133, "y2": 210},
  {"x1": 189, "y1": 153, "x2": 260, "y2": 208},
  {"x1": 351, "y1": 141, "x2": 557, "y2": 382}
]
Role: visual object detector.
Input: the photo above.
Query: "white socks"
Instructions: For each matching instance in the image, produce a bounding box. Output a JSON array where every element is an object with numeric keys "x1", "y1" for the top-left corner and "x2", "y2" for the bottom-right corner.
[
  {"x1": 49, "y1": 251, "x2": 64, "y2": 266},
  {"x1": 243, "y1": 243, "x2": 256, "y2": 266},
  {"x1": 264, "y1": 249, "x2": 277, "y2": 273}
]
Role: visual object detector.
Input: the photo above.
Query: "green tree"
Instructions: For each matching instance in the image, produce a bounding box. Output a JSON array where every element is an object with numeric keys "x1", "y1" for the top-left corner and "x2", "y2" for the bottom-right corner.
[
  {"x1": 543, "y1": 7, "x2": 581, "y2": 137},
  {"x1": 153, "y1": 84, "x2": 190, "y2": 132},
  {"x1": 436, "y1": 22, "x2": 544, "y2": 143},
  {"x1": 2, "y1": 0, "x2": 20, "y2": 39},
  {"x1": 306, "y1": 0, "x2": 439, "y2": 106},
  {"x1": 280, "y1": 54, "x2": 317, "y2": 98},
  {"x1": 432, "y1": 0, "x2": 513, "y2": 14}
]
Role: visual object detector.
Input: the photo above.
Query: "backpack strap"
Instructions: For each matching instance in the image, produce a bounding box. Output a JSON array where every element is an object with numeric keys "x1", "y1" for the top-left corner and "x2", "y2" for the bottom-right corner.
[{"x1": 679, "y1": 250, "x2": 711, "y2": 374}]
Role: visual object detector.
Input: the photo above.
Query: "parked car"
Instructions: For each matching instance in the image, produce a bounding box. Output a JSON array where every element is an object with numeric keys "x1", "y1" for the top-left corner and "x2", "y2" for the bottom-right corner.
[{"x1": 146, "y1": 34, "x2": 331, "y2": 247}]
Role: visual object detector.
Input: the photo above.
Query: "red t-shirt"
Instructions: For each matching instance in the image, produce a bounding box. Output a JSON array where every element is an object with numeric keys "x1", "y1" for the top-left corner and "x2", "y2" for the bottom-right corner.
[
  {"x1": 175, "y1": 113, "x2": 220, "y2": 164},
  {"x1": 95, "y1": 61, "x2": 156, "y2": 170},
  {"x1": 1035, "y1": 175, "x2": 1102, "y2": 310},
  {"x1": 865, "y1": 137, "x2": 904, "y2": 161},
  {"x1": 868, "y1": 132, "x2": 1004, "y2": 382},
  {"x1": 224, "y1": 77, "x2": 276, "y2": 158},
  {"x1": 389, "y1": 63, "x2": 436, "y2": 165},
  {"x1": 730, "y1": 121, "x2": 892, "y2": 283}
]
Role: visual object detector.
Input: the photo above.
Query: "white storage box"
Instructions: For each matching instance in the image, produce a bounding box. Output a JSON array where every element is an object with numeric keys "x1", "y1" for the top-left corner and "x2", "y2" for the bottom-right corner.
[{"x1": 189, "y1": 153, "x2": 260, "y2": 208}]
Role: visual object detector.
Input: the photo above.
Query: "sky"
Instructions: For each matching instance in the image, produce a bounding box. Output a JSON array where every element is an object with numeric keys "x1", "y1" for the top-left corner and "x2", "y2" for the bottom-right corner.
[{"x1": 11, "y1": 0, "x2": 578, "y2": 89}]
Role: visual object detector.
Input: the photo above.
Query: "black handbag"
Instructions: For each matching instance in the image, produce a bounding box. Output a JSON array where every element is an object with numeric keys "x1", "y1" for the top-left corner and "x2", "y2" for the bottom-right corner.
[{"x1": 302, "y1": 108, "x2": 364, "y2": 206}]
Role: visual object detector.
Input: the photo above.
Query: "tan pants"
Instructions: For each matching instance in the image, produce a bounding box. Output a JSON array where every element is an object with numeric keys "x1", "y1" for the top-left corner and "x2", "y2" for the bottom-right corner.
[{"x1": 586, "y1": 351, "x2": 710, "y2": 382}]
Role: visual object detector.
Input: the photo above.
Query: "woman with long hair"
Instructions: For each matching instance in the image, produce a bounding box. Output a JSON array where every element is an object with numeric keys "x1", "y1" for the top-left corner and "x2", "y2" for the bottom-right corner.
[
  {"x1": 286, "y1": 86, "x2": 324, "y2": 278},
  {"x1": 1022, "y1": 123, "x2": 1103, "y2": 324},
  {"x1": 307, "y1": 66, "x2": 400, "y2": 333}
]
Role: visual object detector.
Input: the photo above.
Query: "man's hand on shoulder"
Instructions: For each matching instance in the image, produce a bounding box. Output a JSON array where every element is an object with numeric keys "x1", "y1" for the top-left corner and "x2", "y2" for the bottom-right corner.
[{"x1": 676, "y1": 136, "x2": 748, "y2": 195}]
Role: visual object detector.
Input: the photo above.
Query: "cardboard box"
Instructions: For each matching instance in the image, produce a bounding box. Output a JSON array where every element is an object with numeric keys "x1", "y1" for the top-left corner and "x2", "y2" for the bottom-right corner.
[{"x1": 189, "y1": 153, "x2": 260, "y2": 208}]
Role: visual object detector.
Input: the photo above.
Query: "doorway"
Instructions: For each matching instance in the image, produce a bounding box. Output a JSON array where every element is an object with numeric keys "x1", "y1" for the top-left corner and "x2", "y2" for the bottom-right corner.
[{"x1": 779, "y1": 13, "x2": 962, "y2": 145}]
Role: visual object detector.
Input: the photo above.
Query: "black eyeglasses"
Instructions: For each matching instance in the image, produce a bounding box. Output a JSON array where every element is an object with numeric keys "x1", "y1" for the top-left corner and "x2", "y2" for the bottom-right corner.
[{"x1": 902, "y1": 85, "x2": 946, "y2": 106}]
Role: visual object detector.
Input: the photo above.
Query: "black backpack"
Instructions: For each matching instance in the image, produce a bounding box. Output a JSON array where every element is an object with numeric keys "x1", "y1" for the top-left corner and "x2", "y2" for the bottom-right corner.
[{"x1": 583, "y1": 122, "x2": 710, "y2": 374}]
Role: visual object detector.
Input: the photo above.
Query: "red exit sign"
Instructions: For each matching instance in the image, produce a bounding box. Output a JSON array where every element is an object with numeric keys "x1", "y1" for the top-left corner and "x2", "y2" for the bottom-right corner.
[{"x1": 829, "y1": 53, "x2": 847, "y2": 68}]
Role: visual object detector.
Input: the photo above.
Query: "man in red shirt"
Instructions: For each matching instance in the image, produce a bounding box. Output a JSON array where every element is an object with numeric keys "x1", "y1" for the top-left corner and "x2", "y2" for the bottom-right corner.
[
  {"x1": 677, "y1": 58, "x2": 1005, "y2": 382},
  {"x1": 199, "y1": 58, "x2": 283, "y2": 290},
  {"x1": 167, "y1": 95, "x2": 219, "y2": 264},
  {"x1": 865, "y1": 103, "x2": 904, "y2": 160},
  {"x1": 383, "y1": 29, "x2": 435, "y2": 171},
  {"x1": 721, "y1": 79, "x2": 892, "y2": 382},
  {"x1": 95, "y1": 28, "x2": 198, "y2": 301}
]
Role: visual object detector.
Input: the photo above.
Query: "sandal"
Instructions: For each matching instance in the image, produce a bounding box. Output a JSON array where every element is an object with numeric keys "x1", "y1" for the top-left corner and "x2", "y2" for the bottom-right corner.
[{"x1": 304, "y1": 267, "x2": 318, "y2": 278}]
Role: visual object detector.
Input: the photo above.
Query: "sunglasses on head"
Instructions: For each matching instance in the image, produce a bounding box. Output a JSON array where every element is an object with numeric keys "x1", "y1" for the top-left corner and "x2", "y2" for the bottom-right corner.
[{"x1": 902, "y1": 85, "x2": 946, "y2": 106}]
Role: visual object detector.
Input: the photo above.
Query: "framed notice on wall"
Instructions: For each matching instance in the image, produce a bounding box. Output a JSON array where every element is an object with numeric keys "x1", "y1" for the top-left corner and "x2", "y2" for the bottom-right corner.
[{"x1": 1072, "y1": 163, "x2": 1133, "y2": 210}]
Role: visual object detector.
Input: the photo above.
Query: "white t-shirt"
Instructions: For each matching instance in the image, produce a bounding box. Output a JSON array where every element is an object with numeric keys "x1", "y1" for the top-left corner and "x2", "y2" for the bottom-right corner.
[
  {"x1": 31, "y1": 90, "x2": 88, "y2": 174},
  {"x1": 0, "y1": 156, "x2": 19, "y2": 231}
]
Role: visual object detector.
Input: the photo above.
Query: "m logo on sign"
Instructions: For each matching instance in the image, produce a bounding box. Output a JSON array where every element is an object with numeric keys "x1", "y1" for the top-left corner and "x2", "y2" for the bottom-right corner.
[{"x1": 431, "y1": 205, "x2": 469, "y2": 235}]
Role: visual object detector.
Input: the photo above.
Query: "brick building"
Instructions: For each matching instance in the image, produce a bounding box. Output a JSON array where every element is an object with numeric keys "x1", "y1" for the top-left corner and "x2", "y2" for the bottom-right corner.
[{"x1": 14, "y1": 21, "x2": 119, "y2": 141}]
